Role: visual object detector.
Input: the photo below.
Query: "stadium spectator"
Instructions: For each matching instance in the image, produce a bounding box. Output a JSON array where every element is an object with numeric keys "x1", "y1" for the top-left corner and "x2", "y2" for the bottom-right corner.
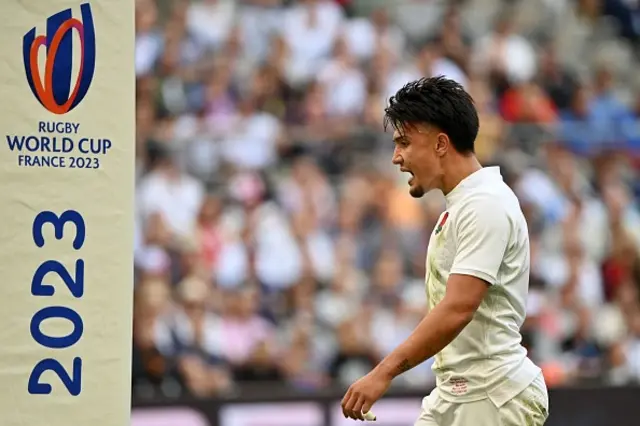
[{"x1": 132, "y1": 0, "x2": 640, "y2": 399}]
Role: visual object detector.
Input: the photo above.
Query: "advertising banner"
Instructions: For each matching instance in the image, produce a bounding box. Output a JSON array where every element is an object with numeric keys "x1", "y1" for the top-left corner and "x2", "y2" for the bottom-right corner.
[
  {"x1": 132, "y1": 387, "x2": 640, "y2": 426},
  {"x1": 0, "y1": 2, "x2": 135, "y2": 426},
  {"x1": 330, "y1": 398, "x2": 423, "y2": 426},
  {"x1": 220, "y1": 402, "x2": 325, "y2": 426}
]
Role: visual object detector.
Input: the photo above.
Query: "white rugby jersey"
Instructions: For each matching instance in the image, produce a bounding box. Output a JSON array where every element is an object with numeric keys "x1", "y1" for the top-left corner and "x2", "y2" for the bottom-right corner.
[{"x1": 425, "y1": 167, "x2": 541, "y2": 408}]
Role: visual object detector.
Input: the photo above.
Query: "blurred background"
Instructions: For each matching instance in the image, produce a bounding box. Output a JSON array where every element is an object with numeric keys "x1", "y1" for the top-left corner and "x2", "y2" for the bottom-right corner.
[{"x1": 131, "y1": 0, "x2": 640, "y2": 424}]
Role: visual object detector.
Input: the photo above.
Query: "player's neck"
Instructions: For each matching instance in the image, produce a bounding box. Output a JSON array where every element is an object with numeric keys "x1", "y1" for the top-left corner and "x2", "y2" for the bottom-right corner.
[{"x1": 440, "y1": 155, "x2": 482, "y2": 195}]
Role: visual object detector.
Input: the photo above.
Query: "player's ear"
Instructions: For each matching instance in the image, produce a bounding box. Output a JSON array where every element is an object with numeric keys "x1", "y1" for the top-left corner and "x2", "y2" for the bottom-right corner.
[{"x1": 435, "y1": 133, "x2": 449, "y2": 157}]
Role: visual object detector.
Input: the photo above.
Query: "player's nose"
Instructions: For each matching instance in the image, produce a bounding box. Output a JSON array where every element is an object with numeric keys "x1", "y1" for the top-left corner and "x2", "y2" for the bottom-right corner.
[{"x1": 392, "y1": 149, "x2": 402, "y2": 165}]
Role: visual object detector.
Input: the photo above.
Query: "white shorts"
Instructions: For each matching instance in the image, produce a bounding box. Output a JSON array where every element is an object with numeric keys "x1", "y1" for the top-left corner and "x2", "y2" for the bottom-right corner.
[{"x1": 414, "y1": 373, "x2": 549, "y2": 426}]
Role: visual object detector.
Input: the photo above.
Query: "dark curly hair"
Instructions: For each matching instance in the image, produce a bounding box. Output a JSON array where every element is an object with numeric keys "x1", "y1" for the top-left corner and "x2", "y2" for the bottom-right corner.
[{"x1": 384, "y1": 76, "x2": 479, "y2": 155}]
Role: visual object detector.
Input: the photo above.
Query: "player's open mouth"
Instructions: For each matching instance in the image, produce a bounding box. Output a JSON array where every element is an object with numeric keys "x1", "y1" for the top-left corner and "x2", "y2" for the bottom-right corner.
[{"x1": 401, "y1": 168, "x2": 414, "y2": 185}]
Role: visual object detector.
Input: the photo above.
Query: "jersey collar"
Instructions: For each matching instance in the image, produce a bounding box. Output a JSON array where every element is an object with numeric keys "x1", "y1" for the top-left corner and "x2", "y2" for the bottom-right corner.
[{"x1": 445, "y1": 166, "x2": 503, "y2": 207}]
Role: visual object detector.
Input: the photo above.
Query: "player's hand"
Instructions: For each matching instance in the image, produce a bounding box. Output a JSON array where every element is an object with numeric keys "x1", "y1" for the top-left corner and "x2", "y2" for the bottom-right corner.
[{"x1": 341, "y1": 369, "x2": 391, "y2": 421}]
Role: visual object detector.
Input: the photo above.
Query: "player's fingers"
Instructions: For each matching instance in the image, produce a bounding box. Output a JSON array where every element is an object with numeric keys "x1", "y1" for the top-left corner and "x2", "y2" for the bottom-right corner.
[
  {"x1": 362, "y1": 400, "x2": 373, "y2": 417},
  {"x1": 341, "y1": 387, "x2": 352, "y2": 408},
  {"x1": 341, "y1": 388, "x2": 355, "y2": 418},
  {"x1": 352, "y1": 395, "x2": 366, "y2": 421},
  {"x1": 344, "y1": 392, "x2": 362, "y2": 420}
]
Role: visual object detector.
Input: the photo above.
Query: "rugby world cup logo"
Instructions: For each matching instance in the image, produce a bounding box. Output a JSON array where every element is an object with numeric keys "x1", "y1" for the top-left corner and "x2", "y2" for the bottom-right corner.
[{"x1": 22, "y1": 3, "x2": 96, "y2": 115}]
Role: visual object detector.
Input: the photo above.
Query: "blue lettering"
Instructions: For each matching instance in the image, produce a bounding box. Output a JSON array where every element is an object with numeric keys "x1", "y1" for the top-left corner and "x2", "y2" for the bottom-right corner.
[
  {"x1": 78, "y1": 139, "x2": 88, "y2": 154},
  {"x1": 17, "y1": 155, "x2": 66, "y2": 168},
  {"x1": 6, "y1": 135, "x2": 24, "y2": 150},
  {"x1": 28, "y1": 209, "x2": 86, "y2": 396},
  {"x1": 6, "y1": 136, "x2": 73, "y2": 152},
  {"x1": 79, "y1": 138, "x2": 111, "y2": 154},
  {"x1": 41, "y1": 136, "x2": 51, "y2": 152},
  {"x1": 30, "y1": 306, "x2": 83, "y2": 349},
  {"x1": 28, "y1": 358, "x2": 82, "y2": 396},
  {"x1": 26, "y1": 136, "x2": 40, "y2": 151},
  {"x1": 37, "y1": 122, "x2": 80, "y2": 134},
  {"x1": 90, "y1": 139, "x2": 101, "y2": 154},
  {"x1": 62, "y1": 137, "x2": 73, "y2": 152}
]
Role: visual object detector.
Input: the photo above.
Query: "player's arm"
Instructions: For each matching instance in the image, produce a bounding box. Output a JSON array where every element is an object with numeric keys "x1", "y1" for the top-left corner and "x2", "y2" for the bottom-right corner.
[{"x1": 374, "y1": 200, "x2": 510, "y2": 379}]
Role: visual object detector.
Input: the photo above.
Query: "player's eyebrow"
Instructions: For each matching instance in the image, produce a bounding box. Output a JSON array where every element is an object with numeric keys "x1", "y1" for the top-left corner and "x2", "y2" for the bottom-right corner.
[{"x1": 393, "y1": 134, "x2": 408, "y2": 144}]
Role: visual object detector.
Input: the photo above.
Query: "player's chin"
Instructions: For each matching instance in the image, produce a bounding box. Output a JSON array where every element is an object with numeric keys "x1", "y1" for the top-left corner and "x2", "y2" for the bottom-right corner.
[{"x1": 409, "y1": 183, "x2": 425, "y2": 198}]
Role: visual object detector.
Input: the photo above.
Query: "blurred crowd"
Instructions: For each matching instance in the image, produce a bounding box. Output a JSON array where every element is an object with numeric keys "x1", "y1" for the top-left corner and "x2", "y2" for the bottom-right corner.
[{"x1": 131, "y1": 0, "x2": 640, "y2": 400}]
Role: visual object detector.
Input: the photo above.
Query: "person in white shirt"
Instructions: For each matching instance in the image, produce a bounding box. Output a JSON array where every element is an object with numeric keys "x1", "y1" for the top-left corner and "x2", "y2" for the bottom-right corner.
[{"x1": 341, "y1": 76, "x2": 548, "y2": 425}]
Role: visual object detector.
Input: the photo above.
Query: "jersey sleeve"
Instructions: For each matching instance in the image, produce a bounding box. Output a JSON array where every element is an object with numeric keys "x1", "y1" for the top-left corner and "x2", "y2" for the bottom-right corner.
[{"x1": 449, "y1": 199, "x2": 511, "y2": 285}]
